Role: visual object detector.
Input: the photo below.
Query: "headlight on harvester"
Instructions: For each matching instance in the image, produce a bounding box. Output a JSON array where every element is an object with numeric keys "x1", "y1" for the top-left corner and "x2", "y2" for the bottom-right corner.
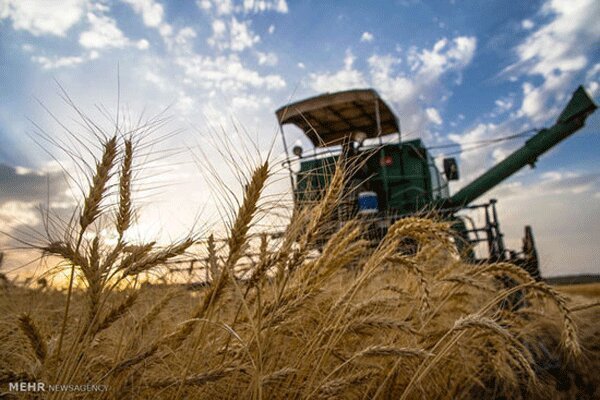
[{"x1": 292, "y1": 145, "x2": 303, "y2": 157}]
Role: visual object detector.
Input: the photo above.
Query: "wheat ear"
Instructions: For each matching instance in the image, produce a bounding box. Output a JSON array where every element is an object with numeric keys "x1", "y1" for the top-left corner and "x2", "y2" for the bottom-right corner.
[{"x1": 18, "y1": 314, "x2": 47, "y2": 362}]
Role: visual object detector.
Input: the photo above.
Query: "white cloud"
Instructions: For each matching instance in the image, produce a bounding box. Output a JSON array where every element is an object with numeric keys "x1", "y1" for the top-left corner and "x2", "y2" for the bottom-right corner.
[
  {"x1": 507, "y1": 0, "x2": 600, "y2": 122},
  {"x1": 488, "y1": 97, "x2": 514, "y2": 118},
  {"x1": 216, "y1": 0, "x2": 235, "y2": 15},
  {"x1": 0, "y1": 0, "x2": 86, "y2": 36},
  {"x1": 121, "y1": 0, "x2": 164, "y2": 27},
  {"x1": 242, "y1": 0, "x2": 288, "y2": 14},
  {"x1": 268, "y1": 24, "x2": 275, "y2": 34},
  {"x1": 158, "y1": 23, "x2": 172, "y2": 37},
  {"x1": 79, "y1": 12, "x2": 129, "y2": 49},
  {"x1": 494, "y1": 98, "x2": 513, "y2": 113},
  {"x1": 208, "y1": 17, "x2": 259, "y2": 52},
  {"x1": 175, "y1": 92, "x2": 196, "y2": 115},
  {"x1": 409, "y1": 36, "x2": 476, "y2": 79},
  {"x1": 587, "y1": 81, "x2": 599, "y2": 97},
  {"x1": 425, "y1": 107, "x2": 442, "y2": 125},
  {"x1": 174, "y1": 26, "x2": 197, "y2": 45},
  {"x1": 585, "y1": 63, "x2": 600, "y2": 96},
  {"x1": 230, "y1": 17, "x2": 259, "y2": 51},
  {"x1": 197, "y1": 0, "x2": 288, "y2": 15},
  {"x1": 14, "y1": 166, "x2": 35, "y2": 175},
  {"x1": 309, "y1": 50, "x2": 367, "y2": 92},
  {"x1": 197, "y1": 0, "x2": 212, "y2": 11},
  {"x1": 122, "y1": 0, "x2": 173, "y2": 41},
  {"x1": 231, "y1": 93, "x2": 271, "y2": 111},
  {"x1": 521, "y1": 19, "x2": 534, "y2": 30},
  {"x1": 257, "y1": 51, "x2": 278, "y2": 66},
  {"x1": 586, "y1": 63, "x2": 600, "y2": 81},
  {"x1": 309, "y1": 36, "x2": 477, "y2": 134},
  {"x1": 32, "y1": 54, "x2": 86, "y2": 69},
  {"x1": 0, "y1": 201, "x2": 40, "y2": 228},
  {"x1": 448, "y1": 122, "x2": 506, "y2": 182},
  {"x1": 372, "y1": 37, "x2": 475, "y2": 131},
  {"x1": 519, "y1": 82, "x2": 554, "y2": 121},
  {"x1": 360, "y1": 31, "x2": 374, "y2": 42},
  {"x1": 176, "y1": 53, "x2": 285, "y2": 92},
  {"x1": 137, "y1": 38, "x2": 150, "y2": 49},
  {"x1": 212, "y1": 19, "x2": 226, "y2": 36}
]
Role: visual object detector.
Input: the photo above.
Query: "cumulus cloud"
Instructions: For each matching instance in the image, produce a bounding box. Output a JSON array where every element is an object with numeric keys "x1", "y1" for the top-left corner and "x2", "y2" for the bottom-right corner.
[
  {"x1": 230, "y1": 17, "x2": 259, "y2": 51},
  {"x1": 407, "y1": 36, "x2": 476, "y2": 78},
  {"x1": 77, "y1": 9, "x2": 151, "y2": 53},
  {"x1": 241, "y1": 0, "x2": 288, "y2": 14},
  {"x1": 31, "y1": 54, "x2": 86, "y2": 69},
  {"x1": 521, "y1": 19, "x2": 534, "y2": 30},
  {"x1": 309, "y1": 36, "x2": 476, "y2": 135},
  {"x1": 360, "y1": 31, "x2": 374, "y2": 43},
  {"x1": 309, "y1": 50, "x2": 367, "y2": 92},
  {"x1": 197, "y1": 0, "x2": 288, "y2": 15},
  {"x1": 79, "y1": 12, "x2": 130, "y2": 49},
  {"x1": 122, "y1": 0, "x2": 173, "y2": 41},
  {"x1": 121, "y1": 0, "x2": 164, "y2": 27},
  {"x1": 494, "y1": 98, "x2": 513, "y2": 114},
  {"x1": 0, "y1": 201, "x2": 40, "y2": 229},
  {"x1": 0, "y1": 0, "x2": 86, "y2": 36},
  {"x1": 208, "y1": 16, "x2": 259, "y2": 52},
  {"x1": 231, "y1": 93, "x2": 271, "y2": 111},
  {"x1": 584, "y1": 63, "x2": 600, "y2": 96},
  {"x1": 506, "y1": 0, "x2": 600, "y2": 122},
  {"x1": 257, "y1": 51, "x2": 278, "y2": 66},
  {"x1": 120, "y1": 0, "x2": 287, "y2": 123},
  {"x1": 447, "y1": 122, "x2": 507, "y2": 182},
  {"x1": 175, "y1": 53, "x2": 285, "y2": 92},
  {"x1": 425, "y1": 107, "x2": 442, "y2": 125}
]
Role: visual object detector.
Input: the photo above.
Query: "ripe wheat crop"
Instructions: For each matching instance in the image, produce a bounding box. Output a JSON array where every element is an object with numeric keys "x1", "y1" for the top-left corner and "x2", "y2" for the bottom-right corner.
[{"x1": 0, "y1": 114, "x2": 598, "y2": 400}]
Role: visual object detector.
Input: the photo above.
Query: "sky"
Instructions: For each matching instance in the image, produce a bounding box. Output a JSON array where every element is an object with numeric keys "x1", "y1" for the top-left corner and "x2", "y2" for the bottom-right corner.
[{"x1": 0, "y1": 0, "x2": 599, "y2": 278}]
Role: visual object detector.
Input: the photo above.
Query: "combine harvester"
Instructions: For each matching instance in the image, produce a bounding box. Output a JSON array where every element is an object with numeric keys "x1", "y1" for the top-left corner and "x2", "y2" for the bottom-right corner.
[{"x1": 275, "y1": 86, "x2": 597, "y2": 279}]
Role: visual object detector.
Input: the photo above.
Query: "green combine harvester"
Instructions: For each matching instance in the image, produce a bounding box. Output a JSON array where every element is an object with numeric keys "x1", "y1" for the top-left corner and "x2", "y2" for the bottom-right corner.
[{"x1": 275, "y1": 86, "x2": 597, "y2": 279}]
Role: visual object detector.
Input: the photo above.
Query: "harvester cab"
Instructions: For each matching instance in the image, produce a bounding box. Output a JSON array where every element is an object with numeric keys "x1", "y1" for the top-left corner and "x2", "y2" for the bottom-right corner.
[{"x1": 275, "y1": 87, "x2": 597, "y2": 278}]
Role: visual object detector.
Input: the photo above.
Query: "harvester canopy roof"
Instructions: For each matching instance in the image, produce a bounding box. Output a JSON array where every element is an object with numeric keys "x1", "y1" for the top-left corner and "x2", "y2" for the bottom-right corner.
[{"x1": 275, "y1": 89, "x2": 400, "y2": 147}]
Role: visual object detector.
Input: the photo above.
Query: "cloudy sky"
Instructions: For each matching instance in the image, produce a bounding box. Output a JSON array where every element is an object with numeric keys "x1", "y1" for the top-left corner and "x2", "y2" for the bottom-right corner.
[{"x1": 0, "y1": 0, "x2": 599, "y2": 278}]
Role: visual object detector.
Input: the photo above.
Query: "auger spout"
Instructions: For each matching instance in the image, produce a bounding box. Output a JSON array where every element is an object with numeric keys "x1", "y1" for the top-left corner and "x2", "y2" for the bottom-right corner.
[{"x1": 447, "y1": 86, "x2": 597, "y2": 208}]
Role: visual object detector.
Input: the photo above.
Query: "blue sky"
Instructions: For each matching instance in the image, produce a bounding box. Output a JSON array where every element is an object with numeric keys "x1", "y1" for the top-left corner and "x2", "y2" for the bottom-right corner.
[{"x1": 0, "y1": 0, "x2": 599, "y2": 277}]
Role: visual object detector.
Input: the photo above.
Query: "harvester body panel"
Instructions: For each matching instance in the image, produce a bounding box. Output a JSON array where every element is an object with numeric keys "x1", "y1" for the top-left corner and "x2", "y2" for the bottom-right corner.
[{"x1": 295, "y1": 140, "x2": 449, "y2": 215}]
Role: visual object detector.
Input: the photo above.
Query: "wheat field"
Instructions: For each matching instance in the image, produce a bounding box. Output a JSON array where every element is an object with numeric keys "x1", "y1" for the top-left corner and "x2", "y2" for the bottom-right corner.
[{"x1": 1, "y1": 131, "x2": 599, "y2": 399}]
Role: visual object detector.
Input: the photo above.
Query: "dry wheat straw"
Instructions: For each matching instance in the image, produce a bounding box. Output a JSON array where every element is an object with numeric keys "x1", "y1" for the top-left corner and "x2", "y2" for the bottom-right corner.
[
  {"x1": 95, "y1": 292, "x2": 138, "y2": 334},
  {"x1": 147, "y1": 367, "x2": 238, "y2": 388},
  {"x1": 18, "y1": 314, "x2": 47, "y2": 362}
]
